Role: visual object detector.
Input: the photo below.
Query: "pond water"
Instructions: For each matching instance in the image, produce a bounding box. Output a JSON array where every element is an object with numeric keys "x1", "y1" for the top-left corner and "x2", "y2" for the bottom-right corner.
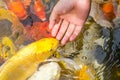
[{"x1": 0, "y1": 0, "x2": 120, "y2": 80}]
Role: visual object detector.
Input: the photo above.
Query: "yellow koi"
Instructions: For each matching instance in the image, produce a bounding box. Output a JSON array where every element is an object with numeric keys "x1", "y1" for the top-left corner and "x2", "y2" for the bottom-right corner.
[
  {"x1": 0, "y1": 38, "x2": 59, "y2": 80},
  {"x1": 0, "y1": 37, "x2": 16, "y2": 60}
]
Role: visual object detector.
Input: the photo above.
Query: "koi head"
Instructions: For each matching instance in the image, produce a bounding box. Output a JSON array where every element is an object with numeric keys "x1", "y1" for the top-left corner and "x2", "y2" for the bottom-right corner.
[
  {"x1": 33, "y1": 0, "x2": 46, "y2": 21},
  {"x1": 35, "y1": 38, "x2": 59, "y2": 60},
  {"x1": 36, "y1": 38, "x2": 59, "y2": 52}
]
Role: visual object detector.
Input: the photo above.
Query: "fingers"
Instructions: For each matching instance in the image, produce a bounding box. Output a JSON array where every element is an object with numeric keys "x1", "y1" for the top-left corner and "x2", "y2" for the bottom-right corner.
[
  {"x1": 51, "y1": 19, "x2": 62, "y2": 37},
  {"x1": 56, "y1": 20, "x2": 69, "y2": 40},
  {"x1": 52, "y1": 19, "x2": 83, "y2": 45},
  {"x1": 60, "y1": 25, "x2": 82, "y2": 45},
  {"x1": 61, "y1": 23, "x2": 75, "y2": 45},
  {"x1": 69, "y1": 25, "x2": 82, "y2": 41}
]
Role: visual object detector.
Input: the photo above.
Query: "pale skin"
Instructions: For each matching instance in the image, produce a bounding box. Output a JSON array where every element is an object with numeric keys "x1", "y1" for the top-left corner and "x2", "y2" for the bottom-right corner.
[{"x1": 49, "y1": 0, "x2": 91, "y2": 45}]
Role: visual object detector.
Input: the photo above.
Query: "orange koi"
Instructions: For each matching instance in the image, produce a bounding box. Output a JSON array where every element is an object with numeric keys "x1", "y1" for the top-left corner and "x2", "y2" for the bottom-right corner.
[
  {"x1": 76, "y1": 65, "x2": 97, "y2": 80},
  {"x1": 25, "y1": 22, "x2": 52, "y2": 41},
  {"x1": 33, "y1": 0, "x2": 46, "y2": 21},
  {"x1": 6, "y1": 0, "x2": 28, "y2": 20},
  {"x1": 102, "y1": 2, "x2": 116, "y2": 21}
]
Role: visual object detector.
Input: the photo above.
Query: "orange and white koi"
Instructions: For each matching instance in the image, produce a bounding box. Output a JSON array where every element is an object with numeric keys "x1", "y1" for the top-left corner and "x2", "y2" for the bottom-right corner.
[{"x1": 33, "y1": 0, "x2": 46, "y2": 21}]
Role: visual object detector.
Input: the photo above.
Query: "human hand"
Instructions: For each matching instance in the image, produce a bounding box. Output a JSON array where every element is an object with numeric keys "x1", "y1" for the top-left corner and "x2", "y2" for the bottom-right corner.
[{"x1": 49, "y1": 0, "x2": 91, "y2": 45}]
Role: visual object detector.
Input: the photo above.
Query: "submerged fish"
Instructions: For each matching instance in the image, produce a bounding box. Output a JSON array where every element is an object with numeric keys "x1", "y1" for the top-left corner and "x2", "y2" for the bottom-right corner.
[
  {"x1": 25, "y1": 22, "x2": 52, "y2": 41},
  {"x1": 89, "y1": 1, "x2": 113, "y2": 28},
  {"x1": 0, "y1": 8, "x2": 25, "y2": 46},
  {"x1": 0, "y1": 38, "x2": 59, "y2": 80},
  {"x1": 76, "y1": 65, "x2": 97, "y2": 80},
  {"x1": 73, "y1": 16, "x2": 120, "y2": 80},
  {"x1": 33, "y1": 0, "x2": 46, "y2": 21},
  {"x1": 0, "y1": 37, "x2": 16, "y2": 63},
  {"x1": 5, "y1": 0, "x2": 28, "y2": 20},
  {"x1": 101, "y1": 2, "x2": 116, "y2": 21}
]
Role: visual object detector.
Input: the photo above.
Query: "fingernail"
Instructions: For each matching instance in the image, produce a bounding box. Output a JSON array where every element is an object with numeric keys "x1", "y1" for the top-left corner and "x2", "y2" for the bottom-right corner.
[
  {"x1": 61, "y1": 37, "x2": 67, "y2": 46},
  {"x1": 69, "y1": 36, "x2": 75, "y2": 41},
  {"x1": 61, "y1": 40, "x2": 66, "y2": 46},
  {"x1": 56, "y1": 35, "x2": 61, "y2": 40}
]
